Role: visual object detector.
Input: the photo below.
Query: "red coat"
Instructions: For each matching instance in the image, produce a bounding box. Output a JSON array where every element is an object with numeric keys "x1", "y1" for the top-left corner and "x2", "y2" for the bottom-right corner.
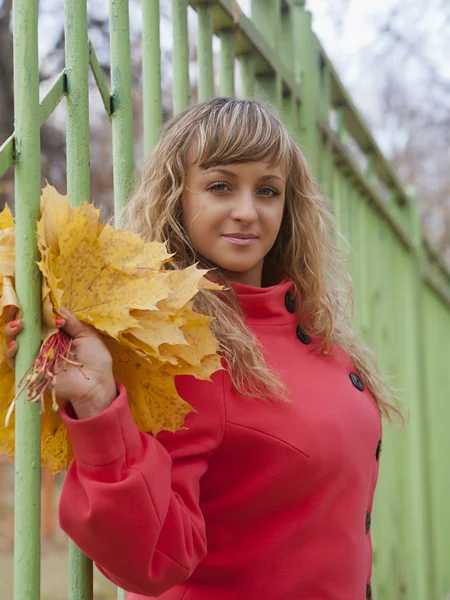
[{"x1": 59, "y1": 279, "x2": 382, "y2": 600}]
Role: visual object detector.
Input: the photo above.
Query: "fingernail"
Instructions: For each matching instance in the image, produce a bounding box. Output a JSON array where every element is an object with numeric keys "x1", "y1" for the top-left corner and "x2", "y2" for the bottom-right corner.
[
  {"x1": 7, "y1": 340, "x2": 15, "y2": 349},
  {"x1": 9, "y1": 320, "x2": 19, "y2": 329},
  {"x1": 56, "y1": 317, "x2": 65, "y2": 327}
]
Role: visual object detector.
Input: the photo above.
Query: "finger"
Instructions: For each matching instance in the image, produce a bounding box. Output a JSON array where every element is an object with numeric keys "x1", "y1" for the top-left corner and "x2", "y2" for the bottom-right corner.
[
  {"x1": 5, "y1": 339, "x2": 17, "y2": 369},
  {"x1": 59, "y1": 307, "x2": 96, "y2": 339},
  {"x1": 4, "y1": 318, "x2": 23, "y2": 346},
  {"x1": 4, "y1": 305, "x2": 18, "y2": 323}
]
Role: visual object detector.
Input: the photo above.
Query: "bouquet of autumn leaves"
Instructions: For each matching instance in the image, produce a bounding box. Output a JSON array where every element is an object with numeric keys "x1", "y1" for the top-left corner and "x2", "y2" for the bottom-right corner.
[{"x1": 0, "y1": 184, "x2": 223, "y2": 474}]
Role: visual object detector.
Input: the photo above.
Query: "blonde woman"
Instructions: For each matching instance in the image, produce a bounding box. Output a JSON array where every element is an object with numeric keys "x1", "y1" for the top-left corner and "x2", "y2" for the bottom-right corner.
[{"x1": 5, "y1": 98, "x2": 401, "y2": 599}]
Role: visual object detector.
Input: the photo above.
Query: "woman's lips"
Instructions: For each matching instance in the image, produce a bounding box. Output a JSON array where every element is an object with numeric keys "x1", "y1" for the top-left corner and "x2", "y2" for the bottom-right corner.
[{"x1": 221, "y1": 236, "x2": 258, "y2": 246}]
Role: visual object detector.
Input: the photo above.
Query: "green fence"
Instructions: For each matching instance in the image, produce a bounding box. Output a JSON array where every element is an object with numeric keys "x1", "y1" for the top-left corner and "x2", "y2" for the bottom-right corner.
[{"x1": 1, "y1": 0, "x2": 450, "y2": 599}]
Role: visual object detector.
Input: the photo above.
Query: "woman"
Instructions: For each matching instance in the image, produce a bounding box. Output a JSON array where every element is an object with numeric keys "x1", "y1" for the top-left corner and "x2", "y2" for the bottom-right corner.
[{"x1": 5, "y1": 98, "x2": 402, "y2": 599}]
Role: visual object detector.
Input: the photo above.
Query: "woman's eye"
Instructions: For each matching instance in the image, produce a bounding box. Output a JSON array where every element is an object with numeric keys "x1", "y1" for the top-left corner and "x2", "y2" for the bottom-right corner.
[
  {"x1": 208, "y1": 182, "x2": 230, "y2": 193},
  {"x1": 258, "y1": 186, "x2": 280, "y2": 197}
]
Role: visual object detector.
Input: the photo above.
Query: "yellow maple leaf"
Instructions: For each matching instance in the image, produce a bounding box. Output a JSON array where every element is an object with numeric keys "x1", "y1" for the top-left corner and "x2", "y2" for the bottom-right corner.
[
  {"x1": 0, "y1": 204, "x2": 14, "y2": 230},
  {"x1": 0, "y1": 184, "x2": 224, "y2": 473}
]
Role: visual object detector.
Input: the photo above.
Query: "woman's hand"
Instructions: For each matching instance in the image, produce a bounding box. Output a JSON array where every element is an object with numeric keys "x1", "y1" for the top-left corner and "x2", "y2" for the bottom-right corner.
[{"x1": 4, "y1": 306, "x2": 118, "y2": 419}]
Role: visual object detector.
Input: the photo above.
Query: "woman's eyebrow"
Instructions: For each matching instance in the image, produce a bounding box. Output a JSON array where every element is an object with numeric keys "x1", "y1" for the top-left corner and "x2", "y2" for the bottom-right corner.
[
  {"x1": 202, "y1": 168, "x2": 236, "y2": 177},
  {"x1": 261, "y1": 174, "x2": 285, "y2": 184},
  {"x1": 202, "y1": 168, "x2": 285, "y2": 184}
]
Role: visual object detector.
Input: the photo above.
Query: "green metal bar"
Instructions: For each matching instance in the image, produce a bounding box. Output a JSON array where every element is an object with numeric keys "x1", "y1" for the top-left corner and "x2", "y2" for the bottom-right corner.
[
  {"x1": 409, "y1": 197, "x2": 437, "y2": 598},
  {"x1": 197, "y1": 3, "x2": 214, "y2": 101},
  {"x1": 117, "y1": 585, "x2": 127, "y2": 599},
  {"x1": 1, "y1": 71, "x2": 66, "y2": 179},
  {"x1": 65, "y1": 0, "x2": 94, "y2": 597},
  {"x1": 293, "y1": 0, "x2": 319, "y2": 176},
  {"x1": 142, "y1": 0, "x2": 162, "y2": 155},
  {"x1": 40, "y1": 71, "x2": 67, "y2": 126},
  {"x1": 88, "y1": 41, "x2": 112, "y2": 119},
  {"x1": 220, "y1": 29, "x2": 235, "y2": 97},
  {"x1": 65, "y1": 0, "x2": 91, "y2": 205},
  {"x1": 240, "y1": 54, "x2": 255, "y2": 98},
  {"x1": 251, "y1": 0, "x2": 280, "y2": 46},
  {"x1": 0, "y1": 135, "x2": 14, "y2": 178},
  {"x1": 110, "y1": 0, "x2": 134, "y2": 226},
  {"x1": 251, "y1": 0, "x2": 282, "y2": 110},
  {"x1": 12, "y1": 0, "x2": 42, "y2": 598},
  {"x1": 172, "y1": 0, "x2": 190, "y2": 113}
]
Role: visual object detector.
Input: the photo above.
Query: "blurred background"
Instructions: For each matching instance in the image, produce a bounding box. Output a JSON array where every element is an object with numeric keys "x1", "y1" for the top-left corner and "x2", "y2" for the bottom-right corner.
[{"x1": 0, "y1": 0, "x2": 449, "y2": 597}]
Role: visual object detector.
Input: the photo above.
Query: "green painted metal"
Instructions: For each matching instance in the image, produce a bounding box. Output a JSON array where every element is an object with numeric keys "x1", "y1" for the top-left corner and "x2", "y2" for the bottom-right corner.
[
  {"x1": 40, "y1": 72, "x2": 67, "y2": 126},
  {"x1": 220, "y1": 29, "x2": 235, "y2": 97},
  {"x1": 172, "y1": 0, "x2": 190, "y2": 113},
  {"x1": 110, "y1": 0, "x2": 134, "y2": 226},
  {"x1": 293, "y1": 4, "x2": 319, "y2": 176},
  {"x1": 240, "y1": 54, "x2": 255, "y2": 98},
  {"x1": 0, "y1": 73, "x2": 66, "y2": 178},
  {"x1": 3, "y1": 1, "x2": 450, "y2": 599},
  {"x1": 0, "y1": 135, "x2": 15, "y2": 179},
  {"x1": 65, "y1": 0, "x2": 94, "y2": 597},
  {"x1": 197, "y1": 3, "x2": 215, "y2": 101},
  {"x1": 142, "y1": 0, "x2": 162, "y2": 155},
  {"x1": 65, "y1": 0, "x2": 90, "y2": 205},
  {"x1": 12, "y1": 0, "x2": 42, "y2": 598},
  {"x1": 89, "y1": 42, "x2": 112, "y2": 119}
]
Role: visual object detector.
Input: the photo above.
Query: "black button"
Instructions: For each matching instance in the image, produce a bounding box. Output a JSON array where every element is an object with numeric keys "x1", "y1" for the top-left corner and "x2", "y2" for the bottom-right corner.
[
  {"x1": 365, "y1": 511, "x2": 371, "y2": 533},
  {"x1": 376, "y1": 440, "x2": 382, "y2": 461},
  {"x1": 349, "y1": 372, "x2": 364, "y2": 391},
  {"x1": 296, "y1": 325, "x2": 311, "y2": 345},
  {"x1": 284, "y1": 292, "x2": 296, "y2": 313},
  {"x1": 366, "y1": 583, "x2": 372, "y2": 599}
]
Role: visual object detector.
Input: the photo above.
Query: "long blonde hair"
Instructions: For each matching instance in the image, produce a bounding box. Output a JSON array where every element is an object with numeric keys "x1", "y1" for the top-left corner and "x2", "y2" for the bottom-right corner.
[{"x1": 125, "y1": 97, "x2": 403, "y2": 423}]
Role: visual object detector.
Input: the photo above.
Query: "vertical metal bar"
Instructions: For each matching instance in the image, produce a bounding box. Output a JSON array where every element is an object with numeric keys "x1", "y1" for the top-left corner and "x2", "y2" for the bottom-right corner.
[
  {"x1": 293, "y1": 0, "x2": 319, "y2": 176},
  {"x1": 197, "y1": 3, "x2": 214, "y2": 101},
  {"x1": 65, "y1": 0, "x2": 94, "y2": 597},
  {"x1": 110, "y1": 0, "x2": 134, "y2": 227},
  {"x1": 12, "y1": 0, "x2": 42, "y2": 598},
  {"x1": 251, "y1": 0, "x2": 282, "y2": 110},
  {"x1": 280, "y1": 4, "x2": 296, "y2": 131},
  {"x1": 172, "y1": 0, "x2": 190, "y2": 113},
  {"x1": 142, "y1": 0, "x2": 162, "y2": 155},
  {"x1": 111, "y1": 2, "x2": 134, "y2": 592},
  {"x1": 220, "y1": 29, "x2": 235, "y2": 97},
  {"x1": 65, "y1": 0, "x2": 90, "y2": 203},
  {"x1": 240, "y1": 54, "x2": 255, "y2": 98},
  {"x1": 409, "y1": 196, "x2": 437, "y2": 599}
]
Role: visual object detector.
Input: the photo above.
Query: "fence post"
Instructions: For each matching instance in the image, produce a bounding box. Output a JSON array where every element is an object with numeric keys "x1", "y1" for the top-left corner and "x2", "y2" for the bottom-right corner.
[
  {"x1": 292, "y1": 0, "x2": 320, "y2": 177},
  {"x1": 197, "y1": 2, "x2": 214, "y2": 101},
  {"x1": 65, "y1": 0, "x2": 94, "y2": 597},
  {"x1": 110, "y1": 0, "x2": 135, "y2": 225},
  {"x1": 172, "y1": 0, "x2": 190, "y2": 113},
  {"x1": 251, "y1": 0, "x2": 282, "y2": 111},
  {"x1": 12, "y1": 0, "x2": 42, "y2": 598},
  {"x1": 142, "y1": 0, "x2": 162, "y2": 156},
  {"x1": 219, "y1": 29, "x2": 235, "y2": 97},
  {"x1": 407, "y1": 195, "x2": 437, "y2": 599}
]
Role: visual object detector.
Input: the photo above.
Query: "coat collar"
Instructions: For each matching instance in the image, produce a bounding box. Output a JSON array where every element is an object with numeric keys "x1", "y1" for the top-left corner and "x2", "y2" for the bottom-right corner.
[{"x1": 230, "y1": 278, "x2": 298, "y2": 323}]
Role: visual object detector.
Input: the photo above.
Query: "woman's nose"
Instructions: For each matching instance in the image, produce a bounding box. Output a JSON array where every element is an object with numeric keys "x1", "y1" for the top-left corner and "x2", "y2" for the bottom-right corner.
[{"x1": 230, "y1": 192, "x2": 258, "y2": 222}]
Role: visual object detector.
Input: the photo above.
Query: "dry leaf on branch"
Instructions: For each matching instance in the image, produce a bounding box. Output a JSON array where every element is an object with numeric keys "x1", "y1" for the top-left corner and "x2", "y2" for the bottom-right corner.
[{"x1": 0, "y1": 184, "x2": 224, "y2": 473}]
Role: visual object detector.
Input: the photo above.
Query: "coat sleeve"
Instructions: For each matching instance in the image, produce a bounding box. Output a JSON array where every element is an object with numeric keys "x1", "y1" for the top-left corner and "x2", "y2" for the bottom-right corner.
[{"x1": 58, "y1": 370, "x2": 226, "y2": 597}]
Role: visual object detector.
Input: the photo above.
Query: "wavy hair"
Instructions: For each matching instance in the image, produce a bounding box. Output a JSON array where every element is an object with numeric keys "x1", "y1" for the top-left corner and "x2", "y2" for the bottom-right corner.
[{"x1": 123, "y1": 97, "x2": 403, "y2": 423}]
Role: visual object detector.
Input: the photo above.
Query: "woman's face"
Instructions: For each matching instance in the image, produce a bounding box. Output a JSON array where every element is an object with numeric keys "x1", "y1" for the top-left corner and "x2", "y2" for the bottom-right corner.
[{"x1": 181, "y1": 159, "x2": 286, "y2": 287}]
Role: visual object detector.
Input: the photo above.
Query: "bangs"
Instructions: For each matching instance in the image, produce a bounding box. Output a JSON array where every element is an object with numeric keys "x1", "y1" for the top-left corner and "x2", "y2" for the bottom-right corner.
[{"x1": 188, "y1": 98, "x2": 292, "y2": 170}]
